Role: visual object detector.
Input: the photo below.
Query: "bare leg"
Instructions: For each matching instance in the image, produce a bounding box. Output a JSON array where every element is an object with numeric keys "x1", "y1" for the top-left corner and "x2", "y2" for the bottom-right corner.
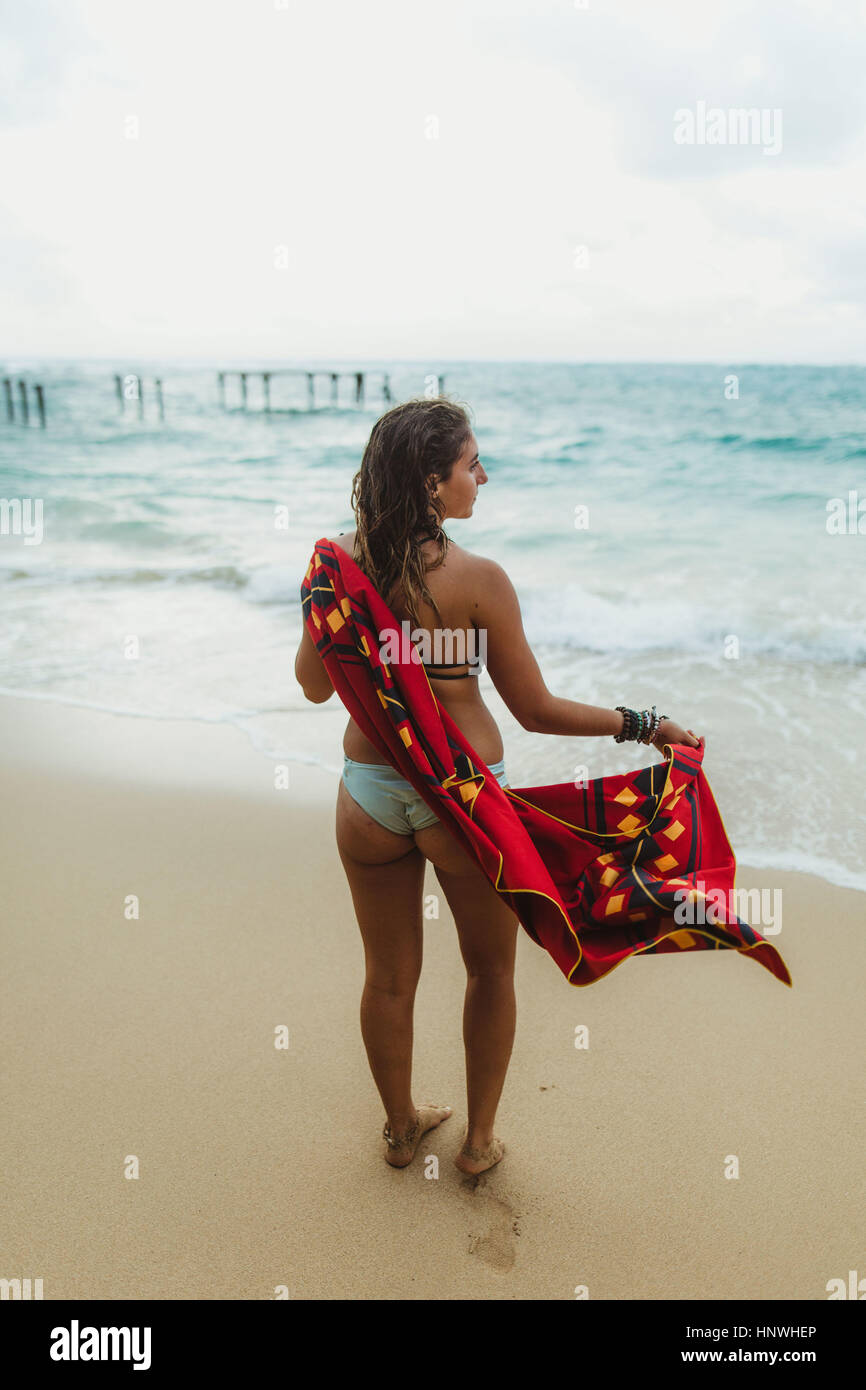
[
  {"x1": 463, "y1": 970, "x2": 516, "y2": 1143},
  {"x1": 336, "y1": 780, "x2": 451, "y2": 1163},
  {"x1": 414, "y1": 816, "x2": 518, "y2": 1174},
  {"x1": 436, "y1": 864, "x2": 517, "y2": 1171}
]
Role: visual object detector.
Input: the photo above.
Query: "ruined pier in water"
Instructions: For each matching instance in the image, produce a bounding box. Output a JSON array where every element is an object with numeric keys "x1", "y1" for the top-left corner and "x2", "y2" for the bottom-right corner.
[
  {"x1": 2, "y1": 377, "x2": 47, "y2": 427},
  {"x1": 215, "y1": 368, "x2": 414, "y2": 413},
  {"x1": 114, "y1": 374, "x2": 164, "y2": 421}
]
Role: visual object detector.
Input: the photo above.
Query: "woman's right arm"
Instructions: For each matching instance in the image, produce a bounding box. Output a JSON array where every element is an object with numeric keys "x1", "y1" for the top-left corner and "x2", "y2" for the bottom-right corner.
[{"x1": 475, "y1": 557, "x2": 701, "y2": 751}]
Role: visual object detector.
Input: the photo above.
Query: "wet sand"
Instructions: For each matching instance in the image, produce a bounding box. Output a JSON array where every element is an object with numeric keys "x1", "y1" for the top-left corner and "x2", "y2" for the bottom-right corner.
[{"x1": 1, "y1": 694, "x2": 862, "y2": 1299}]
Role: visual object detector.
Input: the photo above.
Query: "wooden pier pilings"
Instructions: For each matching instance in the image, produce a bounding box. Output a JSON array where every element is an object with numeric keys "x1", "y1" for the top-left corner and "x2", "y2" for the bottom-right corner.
[
  {"x1": 2, "y1": 377, "x2": 47, "y2": 428},
  {"x1": 216, "y1": 368, "x2": 393, "y2": 413},
  {"x1": 3, "y1": 368, "x2": 445, "y2": 435},
  {"x1": 115, "y1": 373, "x2": 164, "y2": 422}
]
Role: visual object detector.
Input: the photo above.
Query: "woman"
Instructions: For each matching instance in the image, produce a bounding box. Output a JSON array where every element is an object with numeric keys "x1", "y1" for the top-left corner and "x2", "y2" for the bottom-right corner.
[{"x1": 294, "y1": 398, "x2": 702, "y2": 1176}]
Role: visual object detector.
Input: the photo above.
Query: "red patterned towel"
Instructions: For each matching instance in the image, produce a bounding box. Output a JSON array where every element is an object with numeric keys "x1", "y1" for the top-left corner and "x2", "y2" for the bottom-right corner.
[{"x1": 302, "y1": 538, "x2": 792, "y2": 989}]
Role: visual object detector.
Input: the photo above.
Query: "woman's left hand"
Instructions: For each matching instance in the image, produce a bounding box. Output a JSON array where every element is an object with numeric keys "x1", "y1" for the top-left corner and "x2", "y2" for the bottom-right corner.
[{"x1": 652, "y1": 719, "x2": 703, "y2": 755}]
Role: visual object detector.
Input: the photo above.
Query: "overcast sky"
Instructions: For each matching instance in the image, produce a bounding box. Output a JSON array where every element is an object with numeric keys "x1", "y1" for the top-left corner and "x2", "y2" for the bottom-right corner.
[{"x1": 2, "y1": 0, "x2": 865, "y2": 362}]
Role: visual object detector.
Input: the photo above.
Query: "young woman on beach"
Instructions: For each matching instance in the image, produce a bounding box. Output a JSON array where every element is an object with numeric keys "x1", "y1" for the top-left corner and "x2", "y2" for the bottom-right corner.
[{"x1": 294, "y1": 398, "x2": 702, "y2": 1176}]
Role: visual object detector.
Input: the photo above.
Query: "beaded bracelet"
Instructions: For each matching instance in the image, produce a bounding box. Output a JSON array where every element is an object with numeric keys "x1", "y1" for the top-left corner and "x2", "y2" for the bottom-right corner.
[
  {"x1": 641, "y1": 706, "x2": 670, "y2": 744},
  {"x1": 615, "y1": 705, "x2": 670, "y2": 744},
  {"x1": 614, "y1": 706, "x2": 637, "y2": 742}
]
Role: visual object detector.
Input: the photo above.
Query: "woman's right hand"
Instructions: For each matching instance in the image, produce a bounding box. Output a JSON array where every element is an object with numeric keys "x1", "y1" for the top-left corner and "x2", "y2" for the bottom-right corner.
[{"x1": 652, "y1": 719, "x2": 702, "y2": 753}]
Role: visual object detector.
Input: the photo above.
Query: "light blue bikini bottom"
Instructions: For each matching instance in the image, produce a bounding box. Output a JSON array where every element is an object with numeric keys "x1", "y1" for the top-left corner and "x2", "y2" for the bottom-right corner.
[{"x1": 342, "y1": 754, "x2": 509, "y2": 836}]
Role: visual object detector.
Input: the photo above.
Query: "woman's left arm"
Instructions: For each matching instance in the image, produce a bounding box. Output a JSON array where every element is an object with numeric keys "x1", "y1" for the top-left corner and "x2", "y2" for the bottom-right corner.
[{"x1": 294, "y1": 622, "x2": 335, "y2": 703}]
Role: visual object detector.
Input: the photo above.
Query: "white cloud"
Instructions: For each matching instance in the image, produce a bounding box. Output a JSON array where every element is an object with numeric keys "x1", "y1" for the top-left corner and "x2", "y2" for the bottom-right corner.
[{"x1": 0, "y1": 0, "x2": 864, "y2": 360}]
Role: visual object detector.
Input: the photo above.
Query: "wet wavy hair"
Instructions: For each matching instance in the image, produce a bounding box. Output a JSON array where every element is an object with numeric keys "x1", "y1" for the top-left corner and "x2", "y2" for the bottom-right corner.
[{"x1": 350, "y1": 395, "x2": 473, "y2": 628}]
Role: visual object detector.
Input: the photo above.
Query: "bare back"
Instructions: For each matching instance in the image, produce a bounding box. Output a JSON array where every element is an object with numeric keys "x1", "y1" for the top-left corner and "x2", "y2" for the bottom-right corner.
[{"x1": 331, "y1": 530, "x2": 505, "y2": 767}]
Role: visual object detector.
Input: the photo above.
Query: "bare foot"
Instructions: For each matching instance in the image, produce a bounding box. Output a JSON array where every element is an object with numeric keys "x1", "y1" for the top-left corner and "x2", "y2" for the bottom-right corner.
[
  {"x1": 455, "y1": 1135, "x2": 505, "y2": 1175},
  {"x1": 382, "y1": 1104, "x2": 452, "y2": 1168}
]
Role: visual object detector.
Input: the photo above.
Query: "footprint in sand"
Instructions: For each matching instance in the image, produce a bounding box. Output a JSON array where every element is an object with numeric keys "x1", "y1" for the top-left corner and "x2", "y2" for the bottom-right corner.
[{"x1": 460, "y1": 1175, "x2": 520, "y2": 1271}]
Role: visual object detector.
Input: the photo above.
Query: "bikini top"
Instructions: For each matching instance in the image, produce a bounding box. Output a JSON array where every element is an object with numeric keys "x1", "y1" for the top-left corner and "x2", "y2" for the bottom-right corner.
[
  {"x1": 337, "y1": 528, "x2": 477, "y2": 681},
  {"x1": 412, "y1": 529, "x2": 475, "y2": 680}
]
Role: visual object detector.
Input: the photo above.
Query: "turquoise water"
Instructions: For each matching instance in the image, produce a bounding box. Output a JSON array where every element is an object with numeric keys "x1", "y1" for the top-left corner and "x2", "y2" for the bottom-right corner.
[{"x1": 1, "y1": 358, "x2": 864, "y2": 887}]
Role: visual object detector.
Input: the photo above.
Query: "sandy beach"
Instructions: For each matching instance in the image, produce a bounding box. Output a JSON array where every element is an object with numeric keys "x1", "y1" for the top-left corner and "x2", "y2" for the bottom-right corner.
[{"x1": 1, "y1": 691, "x2": 862, "y2": 1301}]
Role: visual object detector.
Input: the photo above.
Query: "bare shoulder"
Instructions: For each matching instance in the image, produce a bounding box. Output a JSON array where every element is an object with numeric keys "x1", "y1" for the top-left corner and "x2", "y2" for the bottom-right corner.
[
  {"x1": 424, "y1": 539, "x2": 494, "y2": 595},
  {"x1": 436, "y1": 537, "x2": 498, "y2": 571},
  {"x1": 327, "y1": 530, "x2": 357, "y2": 556},
  {"x1": 324, "y1": 532, "x2": 504, "y2": 592},
  {"x1": 443, "y1": 546, "x2": 516, "y2": 623},
  {"x1": 463, "y1": 548, "x2": 512, "y2": 590}
]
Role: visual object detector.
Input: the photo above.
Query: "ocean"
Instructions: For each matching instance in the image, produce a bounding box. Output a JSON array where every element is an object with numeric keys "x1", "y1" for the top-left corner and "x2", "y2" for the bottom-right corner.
[{"x1": 1, "y1": 358, "x2": 864, "y2": 889}]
